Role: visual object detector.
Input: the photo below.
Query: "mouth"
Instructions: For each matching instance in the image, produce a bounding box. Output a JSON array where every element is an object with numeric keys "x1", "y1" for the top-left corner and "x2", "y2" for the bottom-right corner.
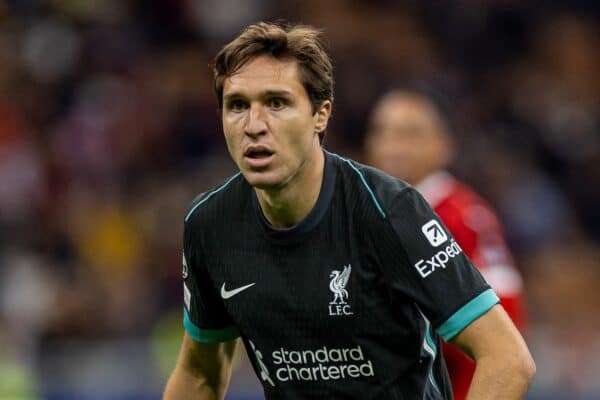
[{"x1": 243, "y1": 146, "x2": 274, "y2": 168}]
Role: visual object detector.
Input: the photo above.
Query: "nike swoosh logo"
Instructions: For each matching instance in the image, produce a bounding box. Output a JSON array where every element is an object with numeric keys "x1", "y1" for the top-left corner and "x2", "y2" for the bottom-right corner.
[{"x1": 221, "y1": 282, "x2": 255, "y2": 299}]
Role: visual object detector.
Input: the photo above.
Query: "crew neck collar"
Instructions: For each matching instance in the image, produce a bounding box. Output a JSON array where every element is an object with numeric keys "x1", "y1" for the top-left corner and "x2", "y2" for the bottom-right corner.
[{"x1": 252, "y1": 150, "x2": 335, "y2": 244}]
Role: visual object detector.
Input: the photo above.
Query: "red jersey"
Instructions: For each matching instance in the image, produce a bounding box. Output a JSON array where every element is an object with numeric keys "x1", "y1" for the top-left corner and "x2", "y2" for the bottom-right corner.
[{"x1": 416, "y1": 172, "x2": 528, "y2": 400}]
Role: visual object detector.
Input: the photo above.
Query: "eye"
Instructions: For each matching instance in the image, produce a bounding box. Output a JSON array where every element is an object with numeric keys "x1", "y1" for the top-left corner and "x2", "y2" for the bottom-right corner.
[
  {"x1": 268, "y1": 97, "x2": 286, "y2": 110},
  {"x1": 228, "y1": 99, "x2": 248, "y2": 112}
]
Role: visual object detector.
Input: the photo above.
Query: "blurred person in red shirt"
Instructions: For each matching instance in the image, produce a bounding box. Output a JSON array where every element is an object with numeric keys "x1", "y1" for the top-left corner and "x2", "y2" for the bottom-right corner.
[{"x1": 365, "y1": 90, "x2": 528, "y2": 400}]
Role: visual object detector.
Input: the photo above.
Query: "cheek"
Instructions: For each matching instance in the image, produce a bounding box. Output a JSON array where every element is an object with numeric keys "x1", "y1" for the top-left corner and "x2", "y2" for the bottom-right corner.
[
  {"x1": 222, "y1": 126, "x2": 241, "y2": 157},
  {"x1": 223, "y1": 113, "x2": 244, "y2": 134},
  {"x1": 294, "y1": 115, "x2": 317, "y2": 145},
  {"x1": 275, "y1": 118, "x2": 311, "y2": 154},
  {"x1": 377, "y1": 137, "x2": 409, "y2": 158}
]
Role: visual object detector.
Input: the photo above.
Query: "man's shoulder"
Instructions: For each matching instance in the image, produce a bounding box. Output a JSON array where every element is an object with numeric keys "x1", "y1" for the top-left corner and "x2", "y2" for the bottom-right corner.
[
  {"x1": 433, "y1": 177, "x2": 505, "y2": 242},
  {"x1": 184, "y1": 172, "x2": 249, "y2": 226},
  {"x1": 437, "y1": 179, "x2": 500, "y2": 222},
  {"x1": 418, "y1": 172, "x2": 498, "y2": 218},
  {"x1": 448, "y1": 180, "x2": 496, "y2": 211},
  {"x1": 329, "y1": 152, "x2": 413, "y2": 219}
]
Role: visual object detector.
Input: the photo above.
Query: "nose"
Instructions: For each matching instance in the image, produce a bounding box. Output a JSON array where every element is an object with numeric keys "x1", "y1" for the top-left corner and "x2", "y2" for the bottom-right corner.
[{"x1": 244, "y1": 104, "x2": 267, "y2": 138}]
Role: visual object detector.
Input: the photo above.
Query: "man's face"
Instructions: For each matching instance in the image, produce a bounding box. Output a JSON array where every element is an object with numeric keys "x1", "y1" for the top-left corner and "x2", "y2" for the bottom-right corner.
[
  {"x1": 365, "y1": 94, "x2": 451, "y2": 185},
  {"x1": 221, "y1": 55, "x2": 328, "y2": 189}
]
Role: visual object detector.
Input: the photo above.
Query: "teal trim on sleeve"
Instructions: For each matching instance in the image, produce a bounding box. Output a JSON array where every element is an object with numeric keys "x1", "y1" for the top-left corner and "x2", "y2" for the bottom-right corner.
[
  {"x1": 436, "y1": 289, "x2": 499, "y2": 341},
  {"x1": 183, "y1": 308, "x2": 240, "y2": 343}
]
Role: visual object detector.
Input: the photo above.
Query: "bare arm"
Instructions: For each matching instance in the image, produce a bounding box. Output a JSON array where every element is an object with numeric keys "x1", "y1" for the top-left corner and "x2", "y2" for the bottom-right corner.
[
  {"x1": 163, "y1": 333, "x2": 238, "y2": 400},
  {"x1": 450, "y1": 305, "x2": 536, "y2": 400}
]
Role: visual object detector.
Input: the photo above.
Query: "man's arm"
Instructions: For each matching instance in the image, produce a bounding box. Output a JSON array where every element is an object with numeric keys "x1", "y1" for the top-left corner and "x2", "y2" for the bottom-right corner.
[
  {"x1": 163, "y1": 333, "x2": 238, "y2": 400},
  {"x1": 450, "y1": 305, "x2": 536, "y2": 400}
]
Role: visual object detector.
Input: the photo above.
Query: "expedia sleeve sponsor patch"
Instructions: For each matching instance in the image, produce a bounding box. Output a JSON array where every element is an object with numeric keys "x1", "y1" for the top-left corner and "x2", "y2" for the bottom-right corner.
[
  {"x1": 380, "y1": 187, "x2": 497, "y2": 331},
  {"x1": 387, "y1": 188, "x2": 469, "y2": 277},
  {"x1": 413, "y1": 236, "x2": 464, "y2": 278}
]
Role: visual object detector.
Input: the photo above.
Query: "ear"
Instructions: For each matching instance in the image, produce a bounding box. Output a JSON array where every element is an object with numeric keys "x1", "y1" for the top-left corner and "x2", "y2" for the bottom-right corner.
[{"x1": 313, "y1": 100, "x2": 332, "y2": 134}]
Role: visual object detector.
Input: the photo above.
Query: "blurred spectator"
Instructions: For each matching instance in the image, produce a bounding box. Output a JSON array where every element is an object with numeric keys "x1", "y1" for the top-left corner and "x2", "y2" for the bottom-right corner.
[
  {"x1": 0, "y1": 319, "x2": 38, "y2": 399},
  {"x1": 0, "y1": 105, "x2": 45, "y2": 231},
  {"x1": 365, "y1": 91, "x2": 528, "y2": 400},
  {"x1": 525, "y1": 241, "x2": 600, "y2": 395},
  {"x1": 0, "y1": 2, "x2": 597, "y2": 398}
]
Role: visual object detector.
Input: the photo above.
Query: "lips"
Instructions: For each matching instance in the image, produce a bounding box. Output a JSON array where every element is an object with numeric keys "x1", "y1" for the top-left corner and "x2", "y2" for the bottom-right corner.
[
  {"x1": 244, "y1": 145, "x2": 274, "y2": 158},
  {"x1": 243, "y1": 145, "x2": 274, "y2": 168}
]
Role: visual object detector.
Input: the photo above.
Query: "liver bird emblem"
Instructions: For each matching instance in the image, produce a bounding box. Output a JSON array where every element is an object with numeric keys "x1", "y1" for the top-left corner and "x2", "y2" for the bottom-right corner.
[{"x1": 329, "y1": 265, "x2": 352, "y2": 304}]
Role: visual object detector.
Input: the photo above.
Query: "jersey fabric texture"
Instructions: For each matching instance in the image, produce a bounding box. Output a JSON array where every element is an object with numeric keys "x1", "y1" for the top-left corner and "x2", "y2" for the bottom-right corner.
[
  {"x1": 416, "y1": 172, "x2": 527, "y2": 400},
  {"x1": 181, "y1": 151, "x2": 499, "y2": 400}
]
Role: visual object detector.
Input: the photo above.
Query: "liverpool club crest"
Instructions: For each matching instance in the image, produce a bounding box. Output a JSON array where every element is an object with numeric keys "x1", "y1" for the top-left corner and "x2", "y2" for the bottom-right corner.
[{"x1": 329, "y1": 265, "x2": 353, "y2": 316}]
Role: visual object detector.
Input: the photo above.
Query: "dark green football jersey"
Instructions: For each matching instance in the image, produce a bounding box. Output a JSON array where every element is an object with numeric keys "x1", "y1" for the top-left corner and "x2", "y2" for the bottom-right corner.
[{"x1": 182, "y1": 151, "x2": 499, "y2": 399}]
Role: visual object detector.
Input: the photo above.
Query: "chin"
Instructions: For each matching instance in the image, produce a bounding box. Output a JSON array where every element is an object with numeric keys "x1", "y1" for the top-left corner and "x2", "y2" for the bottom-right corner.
[{"x1": 242, "y1": 170, "x2": 284, "y2": 190}]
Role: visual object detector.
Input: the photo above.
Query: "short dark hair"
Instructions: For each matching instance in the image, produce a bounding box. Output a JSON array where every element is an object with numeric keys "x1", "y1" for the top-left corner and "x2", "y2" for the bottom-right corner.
[{"x1": 213, "y1": 21, "x2": 334, "y2": 141}]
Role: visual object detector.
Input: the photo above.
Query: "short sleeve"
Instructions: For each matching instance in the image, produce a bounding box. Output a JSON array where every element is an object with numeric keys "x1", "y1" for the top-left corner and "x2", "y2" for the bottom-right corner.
[
  {"x1": 381, "y1": 188, "x2": 499, "y2": 341},
  {"x1": 182, "y1": 221, "x2": 240, "y2": 343}
]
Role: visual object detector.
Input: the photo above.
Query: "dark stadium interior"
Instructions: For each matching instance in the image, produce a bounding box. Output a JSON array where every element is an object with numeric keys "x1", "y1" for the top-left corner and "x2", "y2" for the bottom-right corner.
[{"x1": 0, "y1": 1, "x2": 598, "y2": 398}]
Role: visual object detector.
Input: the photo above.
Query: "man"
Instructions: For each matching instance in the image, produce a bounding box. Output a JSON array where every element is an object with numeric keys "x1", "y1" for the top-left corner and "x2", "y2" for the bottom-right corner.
[
  {"x1": 164, "y1": 22, "x2": 535, "y2": 399},
  {"x1": 365, "y1": 90, "x2": 529, "y2": 400}
]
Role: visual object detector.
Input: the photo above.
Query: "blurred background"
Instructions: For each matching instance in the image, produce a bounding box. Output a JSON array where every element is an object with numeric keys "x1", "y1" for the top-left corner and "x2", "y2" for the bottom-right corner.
[{"x1": 0, "y1": 0, "x2": 598, "y2": 399}]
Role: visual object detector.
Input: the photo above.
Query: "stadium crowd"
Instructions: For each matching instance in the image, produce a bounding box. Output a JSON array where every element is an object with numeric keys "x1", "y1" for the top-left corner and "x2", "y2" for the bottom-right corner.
[{"x1": 0, "y1": 1, "x2": 598, "y2": 398}]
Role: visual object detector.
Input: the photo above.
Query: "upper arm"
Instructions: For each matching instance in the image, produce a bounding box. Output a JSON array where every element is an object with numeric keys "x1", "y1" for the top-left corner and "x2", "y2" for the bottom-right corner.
[
  {"x1": 169, "y1": 216, "x2": 240, "y2": 399},
  {"x1": 183, "y1": 220, "x2": 240, "y2": 342},
  {"x1": 450, "y1": 305, "x2": 532, "y2": 366},
  {"x1": 166, "y1": 200, "x2": 241, "y2": 399},
  {"x1": 379, "y1": 187, "x2": 498, "y2": 336}
]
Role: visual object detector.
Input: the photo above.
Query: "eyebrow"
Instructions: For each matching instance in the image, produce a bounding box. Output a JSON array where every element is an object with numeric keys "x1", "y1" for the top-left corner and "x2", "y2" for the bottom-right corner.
[{"x1": 223, "y1": 89, "x2": 294, "y2": 102}]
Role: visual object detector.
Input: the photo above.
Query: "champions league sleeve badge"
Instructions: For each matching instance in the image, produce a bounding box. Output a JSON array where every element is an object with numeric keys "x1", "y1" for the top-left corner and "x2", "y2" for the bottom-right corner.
[{"x1": 182, "y1": 252, "x2": 189, "y2": 279}]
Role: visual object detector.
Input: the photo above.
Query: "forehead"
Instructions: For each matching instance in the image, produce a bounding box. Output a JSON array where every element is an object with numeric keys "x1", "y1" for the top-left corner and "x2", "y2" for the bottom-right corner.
[
  {"x1": 223, "y1": 55, "x2": 305, "y2": 97},
  {"x1": 372, "y1": 95, "x2": 441, "y2": 130}
]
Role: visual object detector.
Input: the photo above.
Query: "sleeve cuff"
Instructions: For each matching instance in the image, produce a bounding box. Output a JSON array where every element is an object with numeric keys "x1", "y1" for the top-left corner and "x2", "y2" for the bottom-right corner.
[
  {"x1": 183, "y1": 308, "x2": 240, "y2": 343},
  {"x1": 436, "y1": 288, "x2": 500, "y2": 341}
]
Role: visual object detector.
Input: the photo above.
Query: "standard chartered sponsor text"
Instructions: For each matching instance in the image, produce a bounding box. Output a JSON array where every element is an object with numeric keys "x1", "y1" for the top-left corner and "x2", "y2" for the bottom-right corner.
[{"x1": 271, "y1": 345, "x2": 374, "y2": 382}]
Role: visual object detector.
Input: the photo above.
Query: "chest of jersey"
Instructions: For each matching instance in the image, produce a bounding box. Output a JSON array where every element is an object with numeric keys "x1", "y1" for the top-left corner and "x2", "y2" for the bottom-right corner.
[
  {"x1": 206, "y1": 221, "x2": 365, "y2": 343},
  {"x1": 204, "y1": 204, "x2": 430, "y2": 391},
  {"x1": 186, "y1": 158, "x2": 463, "y2": 398}
]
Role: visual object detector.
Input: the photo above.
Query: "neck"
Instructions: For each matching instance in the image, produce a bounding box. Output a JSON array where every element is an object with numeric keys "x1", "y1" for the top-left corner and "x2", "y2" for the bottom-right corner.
[{"x1": 255, "y1": 145, "x2": 325, "y2": 228}]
